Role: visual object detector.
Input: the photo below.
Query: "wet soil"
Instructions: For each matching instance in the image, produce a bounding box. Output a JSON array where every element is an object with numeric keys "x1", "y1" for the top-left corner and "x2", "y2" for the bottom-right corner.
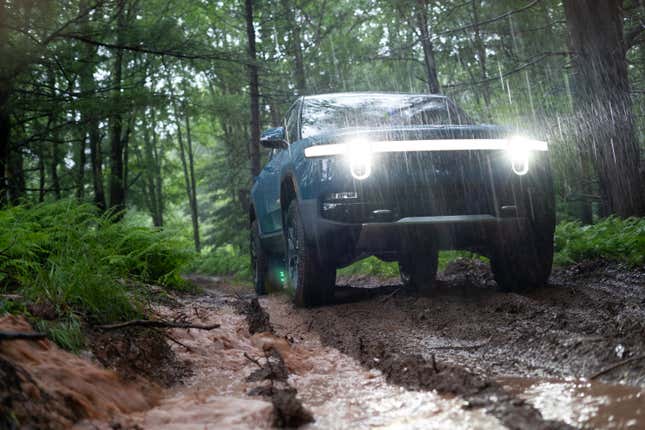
[{"x1": 4, "y1": 261, "x2": 644, "y2": 429}]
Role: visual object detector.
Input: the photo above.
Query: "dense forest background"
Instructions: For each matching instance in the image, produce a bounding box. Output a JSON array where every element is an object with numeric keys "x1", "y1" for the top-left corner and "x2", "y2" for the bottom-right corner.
[{"x1": 0, "y1": 0, "x2": 643, "y2": 255}]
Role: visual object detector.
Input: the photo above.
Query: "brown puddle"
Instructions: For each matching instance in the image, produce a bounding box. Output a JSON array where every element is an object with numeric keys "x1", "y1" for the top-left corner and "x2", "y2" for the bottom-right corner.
[{"x1": 499, "y1": 377, "x2": 644, "y2": 429}]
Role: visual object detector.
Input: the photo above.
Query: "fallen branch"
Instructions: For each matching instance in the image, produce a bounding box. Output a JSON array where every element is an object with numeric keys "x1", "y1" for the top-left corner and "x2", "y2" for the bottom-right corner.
[
  {"x1": 0, "y1": 331, "x2": 48, "y2": 341},
  {"x1": 589, "y1": 354, "x2": 645, "y2": 380},
  {"x1": 96, "y1": 319, "x2": 220, "y2": 331}
]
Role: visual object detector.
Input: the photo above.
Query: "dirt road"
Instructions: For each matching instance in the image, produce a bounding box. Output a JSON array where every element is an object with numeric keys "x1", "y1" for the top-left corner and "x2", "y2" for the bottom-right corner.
[{"x1": 108, "y1": 260, "x2": 645, "y2": 429}]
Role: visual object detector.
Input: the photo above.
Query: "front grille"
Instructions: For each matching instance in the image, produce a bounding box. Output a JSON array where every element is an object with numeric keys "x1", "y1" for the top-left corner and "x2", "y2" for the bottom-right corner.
[{"x1": 321, "y1": 150, "x2": 501, "y2": 223}]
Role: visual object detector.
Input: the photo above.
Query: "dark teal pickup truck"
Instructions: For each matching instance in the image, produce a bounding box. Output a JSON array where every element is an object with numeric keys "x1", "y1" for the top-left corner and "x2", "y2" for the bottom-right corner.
[{"x1": 250, "y1": 93, "x2": 555, "y2": 307}]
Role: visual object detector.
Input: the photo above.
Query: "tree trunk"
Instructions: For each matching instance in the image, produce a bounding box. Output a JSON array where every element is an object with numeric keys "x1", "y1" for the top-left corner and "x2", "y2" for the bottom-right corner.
[
  {"x1": 47, "y1": 67, "x2": 60, "y2": 200},
  {"x1": 184, "y1": 108, "x2": 201, "y2": 252},
  {"x1": 142, "y1": 110, "x2": 163, "y2": 227},
  {"x1": 0, "y1": 0, "x2": 10, "y2": 205},
  {"x1": 38, "y1": 144, "x2": 45, "y2": 202},
  {"x1": 281, "y1": 0, "x2": 306, "y2": 95},
  {"x1": 0, "y1": 82, "x2": 9, "y2": 206},
  {"x1": 244, "y1": 0, "x2": 261, "y2": 178},
  {"x1": 50, "y1": 142, "x2": 61, "y2": 199},
  {"x1": 167, "y1": 72, "x2": 200, "y2": 251},
  {"x1": 151, "y1": 110, "x2": 163, "y2": 226},
  {"x1": 471, "y1": 0, "x2": 491, "y2": 118},
  {"x1": 76, "y1": 133, "x2": 86, "y2": 200},
  {"x1": 564, "y1": 0, "x2": 644, "y2": 217},
  {"x1": 415, "y1": 0, "x2": 441, "y2": 94},
  {"x1": 109, "y1": 0, "x2": 127, "y2": 215},
  {"x1": 79, "y1": 0, "x2": 106, "y2": 210}
]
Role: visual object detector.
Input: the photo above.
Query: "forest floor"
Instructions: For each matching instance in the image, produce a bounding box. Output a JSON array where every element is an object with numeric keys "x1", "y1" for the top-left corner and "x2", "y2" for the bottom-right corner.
[{"x1": 3, "y1": 260, "x2": 645, "y2": 429}]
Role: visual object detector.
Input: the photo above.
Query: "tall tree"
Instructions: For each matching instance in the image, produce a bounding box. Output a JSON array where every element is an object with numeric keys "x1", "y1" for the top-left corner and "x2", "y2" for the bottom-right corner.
[
  {"x1": 0, "y1": 0, "x2": 11, "y2": 205},
  {"x1": 244, "y1": 0, "x2": 261, "y2": 178},
  {"x1": 415, "y1": 0, "x2": 441, "y2": 93},
  {"x1": 564, "y1": 0, "x2": 644, "y2": 217},
  {"x1": 109, "y1": 0, "x2": 127, "y2": 213}
]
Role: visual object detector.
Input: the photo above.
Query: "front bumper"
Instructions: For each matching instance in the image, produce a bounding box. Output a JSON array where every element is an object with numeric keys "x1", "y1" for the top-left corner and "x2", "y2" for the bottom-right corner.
[{"x1": 298, "y1": 199, "x2": 524, "y2": 265}]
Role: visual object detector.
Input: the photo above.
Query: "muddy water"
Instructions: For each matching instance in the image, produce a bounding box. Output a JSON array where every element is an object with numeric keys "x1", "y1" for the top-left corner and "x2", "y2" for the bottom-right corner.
[
  {"x1": 501, "y1": 377, "x2": 644, "y2": 429},
  {"x1": 262, "y1": 288, "x2": 645, "y2": 430},
  {"x1": 115, "y1": 270, "x2": 645, "y2": 429}
]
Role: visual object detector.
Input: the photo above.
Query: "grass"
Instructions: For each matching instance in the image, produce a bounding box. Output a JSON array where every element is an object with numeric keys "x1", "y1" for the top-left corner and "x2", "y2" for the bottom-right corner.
[{"x1": 0, "y1": 200, "x2": 193, "y2": 349}]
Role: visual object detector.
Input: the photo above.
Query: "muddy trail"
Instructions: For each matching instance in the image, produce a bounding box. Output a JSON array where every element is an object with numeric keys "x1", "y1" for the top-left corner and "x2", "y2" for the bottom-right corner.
[{"x1": 3, "y1": 260, "x2": 644, "y2": 429}]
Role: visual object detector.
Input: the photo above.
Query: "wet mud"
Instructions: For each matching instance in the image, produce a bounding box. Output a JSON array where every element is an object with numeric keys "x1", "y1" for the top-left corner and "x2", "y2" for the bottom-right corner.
[
  {"x1": 4, "y1": 261, "x2": 644, "y2": 429},
  {"x1": 0, "y1": 315, "x2": 155, "y2": 430}
]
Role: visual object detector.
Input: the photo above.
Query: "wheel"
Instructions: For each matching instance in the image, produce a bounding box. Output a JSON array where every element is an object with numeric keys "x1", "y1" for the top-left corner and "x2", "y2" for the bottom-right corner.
[
  {"x1": 250, "y1": 220, "x2": 268, "y2": 295},
  {"x1": 490, "y1": 161, "x2": 556, "y2": 292},
  {"x1": 398, "y1": 250, "x2": 439, "y2": 292},
  {"x1": 284, "y1": 200, "x2": 336, "y2": 307}
]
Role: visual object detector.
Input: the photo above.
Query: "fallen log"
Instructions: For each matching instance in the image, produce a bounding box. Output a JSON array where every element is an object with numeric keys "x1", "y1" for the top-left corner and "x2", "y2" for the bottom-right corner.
[{"x1": 96, "y1": 319, "x2": 220, "y2": 331}]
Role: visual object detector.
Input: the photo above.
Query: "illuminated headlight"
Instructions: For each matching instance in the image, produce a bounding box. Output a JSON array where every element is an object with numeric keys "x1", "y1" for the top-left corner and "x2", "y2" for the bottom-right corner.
[
  {"x1": 346, "y1": 139, "x2": 372, "y2": 180},
  {"x1": 507, "y1": 136, "x2": 532, "y2": 176}
]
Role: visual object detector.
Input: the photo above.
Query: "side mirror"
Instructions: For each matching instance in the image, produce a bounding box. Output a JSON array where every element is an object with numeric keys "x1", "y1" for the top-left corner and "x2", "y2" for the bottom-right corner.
[{"x1": 260, "y1": 127, "x2": 287, "y2": 149}]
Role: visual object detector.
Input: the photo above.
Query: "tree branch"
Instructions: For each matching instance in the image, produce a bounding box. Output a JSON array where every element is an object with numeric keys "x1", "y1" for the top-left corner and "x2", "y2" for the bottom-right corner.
[{"x1": 96, "y1": 319, "x2": 220, "y2": 330}]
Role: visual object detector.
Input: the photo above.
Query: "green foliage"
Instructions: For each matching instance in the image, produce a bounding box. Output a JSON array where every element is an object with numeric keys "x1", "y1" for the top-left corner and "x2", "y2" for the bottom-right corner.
[
  {"x1": 189, "y1": 245, "x2": 252, "y2": 282},
  {"x1": 338, "y1": 251, "x2": 486, "y2": 278},
  {"x1": 0, "y1": 200, "x2": 192, "y2": 334},
  {"x1": 554, "y1": 217, "x2": 645, "y2": 267},
  {"x1": 337, "y1": 256, "x2": 399, "y2": 278}
]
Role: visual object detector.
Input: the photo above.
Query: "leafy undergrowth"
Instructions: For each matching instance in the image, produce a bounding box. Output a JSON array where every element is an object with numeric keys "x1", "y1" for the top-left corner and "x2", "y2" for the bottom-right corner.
[
  {"x1": 0, "y1": 200, "x2": 193, "y2": 350},
  {"x1": 554, "y1": 217, "x2": 644, "y2": 267}
]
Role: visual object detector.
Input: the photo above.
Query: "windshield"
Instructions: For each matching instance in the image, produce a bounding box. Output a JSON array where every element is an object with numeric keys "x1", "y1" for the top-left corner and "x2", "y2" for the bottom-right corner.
[{"x1": 300, "y1": 93, "x2": 473, "y2": 138}]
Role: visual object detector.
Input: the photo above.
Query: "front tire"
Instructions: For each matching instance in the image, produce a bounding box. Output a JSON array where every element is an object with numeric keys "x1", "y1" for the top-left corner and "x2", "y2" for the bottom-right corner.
[
  {"x1": 285, "y1": 201, "x2": 336, "y2": 307},
  {"x1": 398, "y1": 250, "x2": 439, "y2": 292},
  {"x1": 490, "y1": 162, "x2": 556, "y2": 292}
]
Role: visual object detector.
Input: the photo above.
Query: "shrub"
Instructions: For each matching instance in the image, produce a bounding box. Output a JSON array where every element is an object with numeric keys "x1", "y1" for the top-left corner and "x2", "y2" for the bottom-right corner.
[
  {"x1": 554, "y1": 216, "x2": 645, "y2": 266},
  {"x1": 0, "y1": 200, "x2": 192, "y2": 335}
]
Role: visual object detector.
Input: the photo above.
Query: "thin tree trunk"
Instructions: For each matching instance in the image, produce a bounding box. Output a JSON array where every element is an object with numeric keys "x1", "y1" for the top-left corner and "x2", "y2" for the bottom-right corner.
[
  {"x1": 50, "y1": 142, "x2": 60, "y2": 199},
  {"x1": 38, "y1": 143, "x2": 45, "y2": 202},
  {"x1": 415, "y1": 0, "x2": 441, "y2": 94},
  {"x1": 142, "y1": 111, "x2": 162, "y2": 226},
  {"x1": 245, "y1": 0, "x2": 261, "y2": 178},
  {"x1": 471, "y1": 0, "x2": 491, "y2": 118},
  {"x1": 79, "y1": 0, "x2": 106, "y2": 210},
  {"x1": 0, "y1": 0, "x2": 9, "y2": 206},
  {"x1": 76, "y1": 133, "x2": 86, "y2": 200},
  {"x1": 167, "y1": 71, "x2": 199, "y2": 251},
  {"x1": 281, "y1": 0, "x2": 306, "y2": 95},
  {"x1": 150, "y1": 109, "x2": 163, "y2": 226},
  {"x1": 0, "y1": 83, "x2": 9, "y2": 206},
  {"x1": 47, "y1": 68, "x2": 61, "y2": 200},
  {"x1": 564, "y1": 0, "x2": 644, "y2": 217},
  {"x1": 184, "y1": 107, "x2": 200, "y2": 252},
  {"x1": 109, "y1": 0, "x2": 126, "y2": 214}
]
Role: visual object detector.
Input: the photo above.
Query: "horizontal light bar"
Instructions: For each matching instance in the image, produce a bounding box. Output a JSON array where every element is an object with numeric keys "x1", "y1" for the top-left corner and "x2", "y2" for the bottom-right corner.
[{"x1": 304, "y1": 139, "x2": 548, "y2": 158}]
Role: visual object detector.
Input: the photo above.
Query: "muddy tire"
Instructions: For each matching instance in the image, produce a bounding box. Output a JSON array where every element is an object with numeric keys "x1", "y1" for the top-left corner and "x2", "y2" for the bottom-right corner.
[
  {"x1": 491, "y1": 162, "x2": 556, "y2": 292},
  {"x1": 285, "y1": 201, "x2": 336, "y2": 307},
  {"x1": 250, "y1": 220, "x2": 268, "y2": 295},
  {"x1": 398, "y1": 251, "x2": 439, "y2": 292}
]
